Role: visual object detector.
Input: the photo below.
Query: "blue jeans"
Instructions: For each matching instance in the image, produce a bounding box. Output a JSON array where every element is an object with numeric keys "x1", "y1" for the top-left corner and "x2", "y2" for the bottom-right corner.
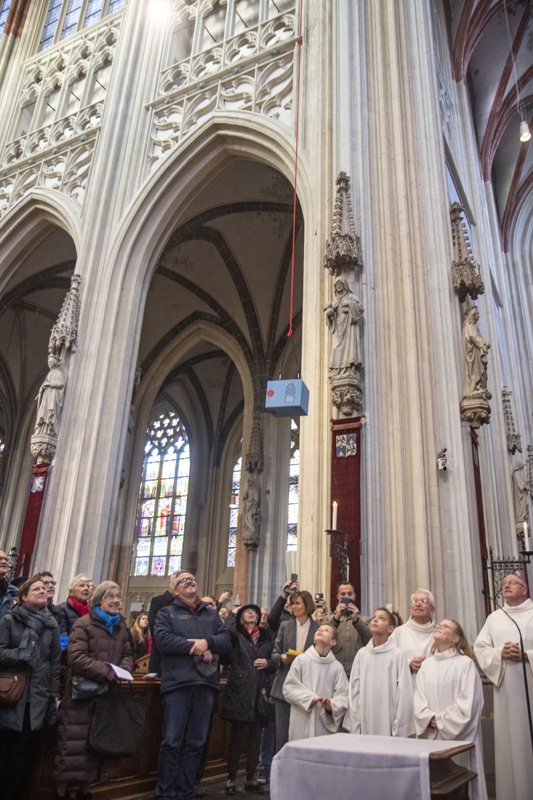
[
  {"x1": 155, "y1": 684, "x2": 216, "y2": 800},
  {"x1": 259, "y1": 721, "x2": 275, "y2": 770}
]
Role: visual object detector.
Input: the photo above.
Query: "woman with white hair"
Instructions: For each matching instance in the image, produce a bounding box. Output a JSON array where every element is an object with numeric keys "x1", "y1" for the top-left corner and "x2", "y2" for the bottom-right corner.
[
  {"x1": 54, "y1": 581, "x2": 134, "y2": 800},
  {"x1": 55, "y1": 574, "x2": 92, "y2": 636}
]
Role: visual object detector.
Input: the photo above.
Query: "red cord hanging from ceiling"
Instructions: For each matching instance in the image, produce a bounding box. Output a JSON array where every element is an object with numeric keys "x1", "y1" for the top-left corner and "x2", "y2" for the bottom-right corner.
[{"x1": 288, "y1": 0, "x2": 304, "y2": 339}]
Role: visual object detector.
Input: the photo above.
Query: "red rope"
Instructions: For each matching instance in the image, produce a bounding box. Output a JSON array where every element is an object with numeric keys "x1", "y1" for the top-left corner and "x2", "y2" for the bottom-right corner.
[{"x1": 288, "y1": 0, "x2": 304, "y2": 338}]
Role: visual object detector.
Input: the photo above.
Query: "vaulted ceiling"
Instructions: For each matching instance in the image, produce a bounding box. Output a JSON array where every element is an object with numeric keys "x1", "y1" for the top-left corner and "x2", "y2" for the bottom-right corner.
[{"x1": 446, "y1": 0, "x2": 533, "y2": 250}]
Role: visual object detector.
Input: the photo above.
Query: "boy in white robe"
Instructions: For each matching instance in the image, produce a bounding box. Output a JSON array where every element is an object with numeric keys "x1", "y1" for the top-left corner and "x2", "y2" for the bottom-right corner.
[
  {"x1": 347, "y1": 607, "x2": 414, "y2": 736},
  {"x1": 414, "y1": 618, "x2": 488, "y2": 800},
  {"x1": 282, "y1": 623, "x2": 349, "y2": 741}
]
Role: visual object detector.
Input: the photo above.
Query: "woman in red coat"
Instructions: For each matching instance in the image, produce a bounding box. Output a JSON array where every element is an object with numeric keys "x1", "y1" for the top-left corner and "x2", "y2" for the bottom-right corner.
[{"x1": 54, "y1": 581, "x2": 134, "y2": 800}]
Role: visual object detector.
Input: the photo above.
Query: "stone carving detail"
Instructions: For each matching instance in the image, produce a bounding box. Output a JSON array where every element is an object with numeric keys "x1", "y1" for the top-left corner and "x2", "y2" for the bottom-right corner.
[
  {"x1": 512, "y1": 461, "x2": 529, "y2": 529},
  {"x1": 527, "y1": 445, "x2": 533, "y2": 496},
  {"x1": 502, "y1": 386, "x2": 522, "y2": 454},
  {"x1": 148, "y1": 9, "x2": 297, "y2": 173},
  {"x1": 49, "y1": 274, "x2": 81, "y2": 354},
  {"x1": 323, "y1": 173, "x2": 362, "y2": 276},
  {"x1": 460, "y1": 305, "x2": 491, "y2": 428},
  {"x1": 0, "y1": 17, "x2": 121, "y2": 217},
  {"x1": 450, "y1": 203, "x2": 484, "y2": 302},
  {"x1": 244, "y1": 412, "x2": 264, "y2": 473},
  {"x1": 31, "y1": 274, "x2": 82, "y2": 463},
  {"x1": 242, "y1": 473, "x2": 261, "y2": 551}
]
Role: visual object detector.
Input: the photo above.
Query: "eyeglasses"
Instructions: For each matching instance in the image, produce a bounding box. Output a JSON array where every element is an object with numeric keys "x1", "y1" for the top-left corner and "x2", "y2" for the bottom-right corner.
[
  {"x1": 177, "y1": 576, "x2": 196, "y2": 585},
  {"x1": 502, "y1": 580, "x2": 524, "y2": 587},
  {"x1": 412, "y1": 598, "x2": 431, "y2": 605},
  {"x1": 43, "y1": 580, "x2": 57, "y2": 586}
]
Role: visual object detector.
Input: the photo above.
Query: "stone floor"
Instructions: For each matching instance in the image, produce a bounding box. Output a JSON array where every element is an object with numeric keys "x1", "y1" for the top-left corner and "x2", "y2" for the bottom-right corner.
[{"x1": 131, "y1": 777, "x2": 270, "y2": 800}]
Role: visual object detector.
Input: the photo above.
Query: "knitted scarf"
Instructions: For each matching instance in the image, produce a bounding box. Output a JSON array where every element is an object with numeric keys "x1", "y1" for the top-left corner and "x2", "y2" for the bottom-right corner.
[
  {"x1": 68, "y1": 596, "x2": 89, "y2": 617},
  {"x1": 93, "y1": 605, "x2": 120, "y2": 632},
  {"x1": 17, "y1": 603, "x2": 56, "y2": 669}
]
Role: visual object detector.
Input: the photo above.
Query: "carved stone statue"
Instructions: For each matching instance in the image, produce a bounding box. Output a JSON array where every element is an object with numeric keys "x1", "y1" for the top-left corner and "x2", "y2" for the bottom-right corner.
[
  {"x1": 460, "y1": 306, "x2": 491, "y2": 428},
  {"x1": 513, "y1": 461, "x2": 529, "y2": 527},
  {"x1": 33, "y1": 354, "x2": 65, "y2": 438},
  {"x1": 325, "y1": 276, "x2": 364, "y2": 377},
  {"x1": 242, "y1": 474, "x2": 260, "y2": 550}
]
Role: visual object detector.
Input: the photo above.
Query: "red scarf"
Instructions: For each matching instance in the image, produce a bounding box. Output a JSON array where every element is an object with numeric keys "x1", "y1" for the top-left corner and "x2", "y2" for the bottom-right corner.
[
  {"x1": 180, "y1": 595, "x2": 201, "y2": 612},
  {"x1": 68, "y1": 596, "x2": 89, "y2": 617},
  {"x1": 246, "y1": 625, "x2": 260, "y2": 645}
]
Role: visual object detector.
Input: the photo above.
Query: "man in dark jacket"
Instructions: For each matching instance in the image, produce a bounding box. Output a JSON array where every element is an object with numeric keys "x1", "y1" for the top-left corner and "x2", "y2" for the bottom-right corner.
[
  {"x1": 154, "y1": 572, "x2": 231, "y2": 800},
  {"x1": 266, "y1": 579, "x2": 298, "y2": 633},
  {"x1": 147, "y1": 569, "x2": 183, "y2": 674}
]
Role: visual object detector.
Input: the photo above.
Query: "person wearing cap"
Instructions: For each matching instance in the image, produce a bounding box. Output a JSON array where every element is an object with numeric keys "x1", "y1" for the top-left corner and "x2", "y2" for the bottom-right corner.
[
  {"x1": 54, "y1": 581, "x2": 134, "y2": 800},
  {"x1": 153, "y1": 572, "x2": 231, "y2": 800},
  {"x1": 220, "y1": 603, "x2": 275, "y2": 794}
]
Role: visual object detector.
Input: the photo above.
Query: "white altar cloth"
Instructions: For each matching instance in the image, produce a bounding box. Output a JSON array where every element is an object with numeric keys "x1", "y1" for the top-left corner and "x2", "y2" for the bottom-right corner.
[{"x1": 270, "y1": 733, "x2": 474, "y2": 800}]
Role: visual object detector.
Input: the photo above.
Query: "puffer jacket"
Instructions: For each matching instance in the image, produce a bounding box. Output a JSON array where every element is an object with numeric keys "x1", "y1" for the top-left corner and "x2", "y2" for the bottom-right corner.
[
  {"x1": 0, "y1": 603, "x2": 60, "y2": 731},
  {"x1": 0, "y1": 581, "x2": 18, "y2": 621},
  {"x1": 220, "y1": 622, "x2": 274, "y2": 723},
  {"x1": 54, "y1": 608, "x2": 134, "y2": 786},
  {"x1": 55, "y1": 598, "x2": 88, "y2": 634},
  {"x1": 155, "y1": 596, "x2": 231, "y2": 694}
]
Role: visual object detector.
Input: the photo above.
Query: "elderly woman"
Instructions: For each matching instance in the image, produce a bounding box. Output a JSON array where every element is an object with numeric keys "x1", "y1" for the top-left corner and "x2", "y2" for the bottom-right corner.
[
  {"x1": 55, "y1": 573, "x2": 92, "y2": 637},
  {"x1": 54, "y1": 581, "x2": 134, "y2": 800},
  {"x1": 0, "y1": 575, "x2": 61, "y2": 800}
]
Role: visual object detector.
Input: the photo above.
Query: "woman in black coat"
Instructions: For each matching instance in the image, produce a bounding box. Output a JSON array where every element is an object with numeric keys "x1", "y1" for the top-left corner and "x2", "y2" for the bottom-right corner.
[
  {"x1": 220, "y1": 603, "x2": 274, "y2": 795},
  {"x1": 0, "y1": 575, "x2": 61, "y2": 800}
]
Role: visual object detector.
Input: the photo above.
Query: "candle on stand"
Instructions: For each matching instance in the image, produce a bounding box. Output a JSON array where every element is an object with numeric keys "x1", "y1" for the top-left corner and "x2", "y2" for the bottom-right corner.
[
  {"x1": 332, "y1": 501, "x2": 338, "y2": 531},
  {"x1": 524, "y1": 522, "x2": 529, "y2": 551}
]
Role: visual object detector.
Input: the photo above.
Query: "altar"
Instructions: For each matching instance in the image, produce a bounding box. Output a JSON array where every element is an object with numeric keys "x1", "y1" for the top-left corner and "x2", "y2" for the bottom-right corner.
[{"x1": 270, "y1": 734, "x2": 476, "y2": 800}]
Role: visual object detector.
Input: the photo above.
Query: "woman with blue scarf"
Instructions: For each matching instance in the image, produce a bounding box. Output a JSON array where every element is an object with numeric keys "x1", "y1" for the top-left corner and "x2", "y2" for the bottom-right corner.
[{"x1": 54, "y1": 581, "x2": 134, "y2": 800}]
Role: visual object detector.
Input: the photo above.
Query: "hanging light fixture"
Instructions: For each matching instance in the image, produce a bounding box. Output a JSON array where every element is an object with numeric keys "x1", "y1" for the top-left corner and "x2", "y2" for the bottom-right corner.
[
  {"x1": 519, "y1": 119, "x2": 531, "y2": 142},
  {"x1": 503, "y1": 0, "x2": 531, "y2": 143}
]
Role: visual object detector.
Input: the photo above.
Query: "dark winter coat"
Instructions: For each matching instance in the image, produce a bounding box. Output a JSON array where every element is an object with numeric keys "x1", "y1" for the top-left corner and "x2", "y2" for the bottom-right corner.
[
  {"x1": 267, "y1": 594, "x2": 293, "y2": 633},
  {"x1": 220, "y1": 622, "x2": 274, "y2": 723},
  {"x1": 55, "y1": 598, "x2": 88, "y2": 634},
  {"x1": 154, "y1": 596, "x2": 231, "y2": 694},
  {"x1": 0, "y1": 603, "x2": 60, "y2": 731},
  {"x1": 147, "y1": 589, "x2": 175, "y2": 674},
  {"x1": 0, "y1": 580, "x2": 18, "y2": 621},
  {"x1": 54, "y1": 608, "x2": 134, "y2": 786}
]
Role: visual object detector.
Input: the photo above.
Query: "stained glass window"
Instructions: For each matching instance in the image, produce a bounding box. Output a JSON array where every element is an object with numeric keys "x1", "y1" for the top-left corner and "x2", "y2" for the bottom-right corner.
[
  {"x1": 0, "y1": 1, "x2": 12, "y2": 36},
  {"x1": 38, "y1": 0, "x2": 127, "y2": 52},
  {"x1": 132, "y1": 411, "x2": 190, "y2": 577},
  {"x1": 227, "y1": 456, "x2": 242, "y2": 567},
  {"x1": 287, "y1": 419, "x2": 299, "y2": 551}
]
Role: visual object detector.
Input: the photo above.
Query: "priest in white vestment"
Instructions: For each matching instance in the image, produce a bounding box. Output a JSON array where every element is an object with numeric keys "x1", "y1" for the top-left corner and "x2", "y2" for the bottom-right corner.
[
  {"x1": 414, "y1": 618, "x2": 488, "y2": 800},
  {"x1": 390, "y1": 589, "x2": 436, "y2": 682},
  {"x1": 282, "y1": 623, "x2": 349, "y2": 741},
  {"x1": 347, "y1": 607, "x2": 414, "y2": 737},
  {"x1": 474, "y1": 574, "x2": 533, "y2": 800}
]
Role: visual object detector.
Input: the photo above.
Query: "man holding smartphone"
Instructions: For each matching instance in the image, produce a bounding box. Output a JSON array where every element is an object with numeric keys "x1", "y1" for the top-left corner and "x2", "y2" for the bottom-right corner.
[{"x1": 324, "y1": 582, "x2": 371, "y2": 677}]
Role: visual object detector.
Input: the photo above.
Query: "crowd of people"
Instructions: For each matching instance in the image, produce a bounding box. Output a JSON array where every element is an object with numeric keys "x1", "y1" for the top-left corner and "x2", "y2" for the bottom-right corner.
[{"x1": 0, "y1": 544, "x2": 532, "y2": 800}]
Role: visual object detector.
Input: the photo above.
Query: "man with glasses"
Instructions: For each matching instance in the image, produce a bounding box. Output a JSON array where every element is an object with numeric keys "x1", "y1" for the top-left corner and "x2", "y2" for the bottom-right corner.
[
  {"x1": 153, "y1": 571, "x2": 231, "y2": 800},
  {"x1": 475, "y1": 574, "x2": 533, "y2": 800},
  {"x1": 390, "y1": 589, "x2": 436, "y2": 679},
  {"x1": 0, "y1": 548, "x2": 17, "y2": 620},
  {"x1": 35, "y1": 570, "x2": 64, "y2": 629},
  {"x1": 148, "y1": 569, "x2": 186, "y2": 674}
]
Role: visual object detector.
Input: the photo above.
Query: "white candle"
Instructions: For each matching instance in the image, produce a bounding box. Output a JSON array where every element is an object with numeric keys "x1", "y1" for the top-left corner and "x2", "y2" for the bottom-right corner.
[
  {"x1": 524, "y1": 522, "x2": 529, "y2": 551},
  {"x1": 332, "y1": 501, "x2": 338, "y2": 531}
]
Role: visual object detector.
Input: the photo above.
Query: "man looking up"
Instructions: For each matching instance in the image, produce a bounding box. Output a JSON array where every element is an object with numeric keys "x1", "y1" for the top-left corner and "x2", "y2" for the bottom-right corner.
[
  {"x1": 0, "y1": 548, "x2": 17, "y2": 620},
  {"x1": 474, "y1": 574, "x2": 533, "y2": 800},
  {"x1": 390, "y1": 589, "x2": 436, "y2": 677},
  {"x1": 323, "y1": 582, "x2": 371, "y2": 676},
  {"x1": 154, "y1": 572, "x2": 231, "y2": 800},
  {"x1": 148, "y1": 569, "x2": 183, "y2": 674}
]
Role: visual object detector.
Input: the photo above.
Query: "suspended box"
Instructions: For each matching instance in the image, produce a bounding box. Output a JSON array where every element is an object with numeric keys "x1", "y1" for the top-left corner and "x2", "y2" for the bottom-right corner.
[{"x1": 265, "y1": 379, "x2": 309, "y2": 417}]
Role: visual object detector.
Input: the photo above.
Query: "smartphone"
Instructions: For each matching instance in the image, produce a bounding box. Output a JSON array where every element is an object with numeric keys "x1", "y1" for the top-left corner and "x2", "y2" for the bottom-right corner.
[
  {"x1": 341, "y1": 598, "x2": 350, "y2": 607},
  {"x1": 315, "y1": 593, "x2": 324, "y2": 602},
  {"x1": 291, "y1": 573, "x2": 298, "y2": 583}
]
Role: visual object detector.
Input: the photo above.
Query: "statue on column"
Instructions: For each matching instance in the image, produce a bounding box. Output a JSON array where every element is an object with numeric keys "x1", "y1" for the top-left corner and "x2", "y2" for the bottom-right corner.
[
  {"x1": 33, "y1": 354, "x2": 65, "y2": 438},
  {"x1": 512, "y1": 461, "x2": 529, "y2": 528},
  {"x1": 460, "y1": 305, "x2": 491, "y2": 428},
  {"x1": 325, "y1": 276, "x2": 364, "y2": 377},
  {"x1": 242, "y1": 473, "x2": 260, "y2": 550}
]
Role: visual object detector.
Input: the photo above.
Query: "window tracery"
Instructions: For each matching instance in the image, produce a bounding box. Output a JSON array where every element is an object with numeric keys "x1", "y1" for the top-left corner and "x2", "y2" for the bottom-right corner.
[
  {"x1": 39, "y1": 0, "x2": 126, "y2": 52},
  {"x1": 226, "y1": 455, "x2": 242, "y2": 567}
]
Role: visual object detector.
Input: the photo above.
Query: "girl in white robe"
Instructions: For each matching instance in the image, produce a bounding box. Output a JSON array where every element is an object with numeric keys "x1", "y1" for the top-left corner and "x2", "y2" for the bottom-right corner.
[{"x1": 414, "y1": 618, "x2": 488, "y2": 800}]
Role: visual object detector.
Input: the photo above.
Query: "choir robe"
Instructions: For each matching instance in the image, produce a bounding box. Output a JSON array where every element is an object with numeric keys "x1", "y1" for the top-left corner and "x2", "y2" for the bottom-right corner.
[
  {"x1": 390, "y1": 617, "x2": 436, "y2": 684},
  {"x1": 347, "y1": 637, "x2": 414, "y2": 737},
  {"x1": 474, "y1": 599, "x2": 533, "y2": 800},
  {"x1": 414, "y1": 650, "x2": 488, "y2": 800},
  {"x1": 282, "y1": 645, "x2": 349, "y2": 741}
]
